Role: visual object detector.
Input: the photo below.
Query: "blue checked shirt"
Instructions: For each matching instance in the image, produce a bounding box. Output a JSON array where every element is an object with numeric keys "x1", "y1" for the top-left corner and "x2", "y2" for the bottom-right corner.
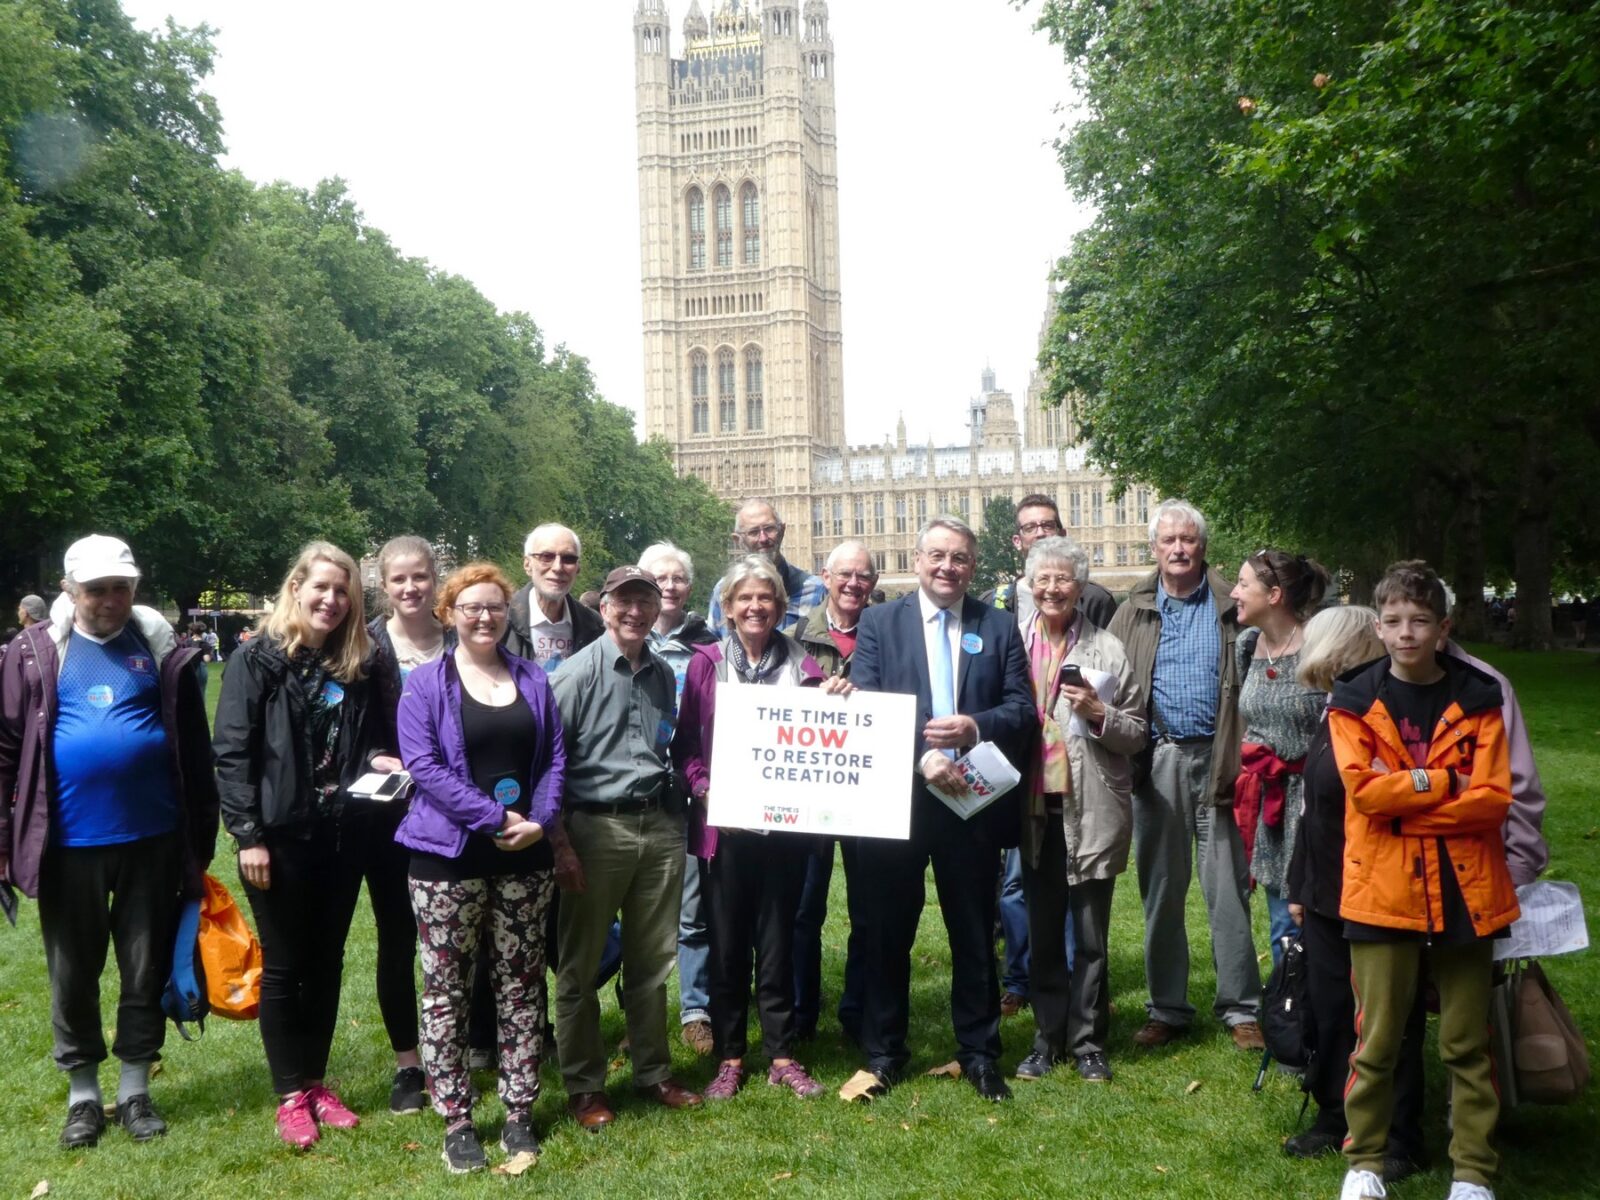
[
  {"x1": 706, "y1": 557, "x2": 826, "y2": 637},
  {"x1": 1149, "y1": 576, "x2": 1220, "y2": 739}
]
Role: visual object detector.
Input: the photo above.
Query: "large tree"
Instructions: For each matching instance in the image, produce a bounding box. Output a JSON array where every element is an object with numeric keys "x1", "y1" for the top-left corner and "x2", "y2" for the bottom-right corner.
[
  {"x1": 1027, "y1": 0, "x2": 1600, "y2": 646},
  {"x1": 0, "y1": 0, "x2": 732, "y2": 609}
]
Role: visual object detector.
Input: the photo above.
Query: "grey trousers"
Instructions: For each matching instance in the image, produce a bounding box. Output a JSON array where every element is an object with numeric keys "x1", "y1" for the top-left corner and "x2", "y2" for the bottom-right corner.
[
  {"x1": 1021, "y1": 817, "x2": 1116, "y2": 1059},
  {"x1": 555, "y1": 806, "x2": 686, "y2": 1094},
  {"x1": 1132, "y1": 740, "x2": 1261, "y2": 1027}
]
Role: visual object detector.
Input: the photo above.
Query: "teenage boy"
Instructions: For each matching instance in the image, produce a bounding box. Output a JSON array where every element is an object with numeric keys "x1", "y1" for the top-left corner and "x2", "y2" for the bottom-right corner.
[{"x1": 1328, "y1": 561, "x2": 1519, "y2": 1200}]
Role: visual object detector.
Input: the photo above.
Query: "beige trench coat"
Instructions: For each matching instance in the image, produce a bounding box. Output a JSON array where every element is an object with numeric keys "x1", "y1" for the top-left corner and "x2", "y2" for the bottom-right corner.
[{"x1": 1019, "y1": 618, "x2": 1147, "y2": 883}]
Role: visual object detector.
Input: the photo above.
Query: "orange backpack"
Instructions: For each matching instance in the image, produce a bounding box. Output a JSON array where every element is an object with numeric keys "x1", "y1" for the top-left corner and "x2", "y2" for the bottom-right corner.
[{"x1": 198, "y1": 873, "x2": 263, "y2": 1020}]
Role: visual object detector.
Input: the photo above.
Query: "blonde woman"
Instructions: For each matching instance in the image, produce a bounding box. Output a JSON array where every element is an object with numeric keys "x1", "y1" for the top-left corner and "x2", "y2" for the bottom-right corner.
[{"x1": 213, "y1": 542, "x2": 391, "y2": 1148}]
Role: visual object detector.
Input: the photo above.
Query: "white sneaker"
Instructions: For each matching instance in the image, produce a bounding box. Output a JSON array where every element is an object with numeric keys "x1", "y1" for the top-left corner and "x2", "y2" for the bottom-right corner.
[
  {"x1": 1340, "y1": 1168, "x2": 1387, "y2": 1200},
  {"x1": 1446, "y1": 1184, "x2": 1494, "y2": 1200}
]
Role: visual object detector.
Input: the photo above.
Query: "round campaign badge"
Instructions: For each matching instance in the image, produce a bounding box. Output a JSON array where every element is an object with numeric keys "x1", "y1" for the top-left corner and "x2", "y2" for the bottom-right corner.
[
  {"x1": 320, "y1": 680, "x2": 345, "y2": 706},
  {"x1": 87, "y1": 684, "x2": 114, "y2": 708},
  {"x1": 960, "y1": 632, "x2": 983, "y2": 655},
  {"x1": 656, "y1": 717, "x2": 674, "y2": 748},
  {"x1": 494, "y1": 778, "x2": 521, "y2": 806}
]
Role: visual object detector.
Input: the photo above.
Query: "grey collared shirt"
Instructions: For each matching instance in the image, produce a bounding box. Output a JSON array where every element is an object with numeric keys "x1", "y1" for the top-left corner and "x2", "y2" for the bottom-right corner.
[{"x1": 549, "y1": 631, "x2": 676, "y2": 808}]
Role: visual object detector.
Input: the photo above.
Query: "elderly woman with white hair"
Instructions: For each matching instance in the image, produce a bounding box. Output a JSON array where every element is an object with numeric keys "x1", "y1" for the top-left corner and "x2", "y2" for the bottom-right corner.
[
  {"x1": 1011, "y1": 537, "x2": 1146, "y2": 1085},
  {"x1": 670, "y1": 555, "x2": 852, "y2": 1101}
]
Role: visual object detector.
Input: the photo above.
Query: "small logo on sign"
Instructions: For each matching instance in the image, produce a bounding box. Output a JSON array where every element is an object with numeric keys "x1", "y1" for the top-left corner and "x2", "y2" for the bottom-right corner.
[
  {"x1": 494, "y1": 778, "x2": 521, "y2": 806},
  {"x1": 86, "y1": 684, "x2": 114, "y2": 708},
  {"x1": 761, "y1": 805, "x2": 802, "y2": 826}
]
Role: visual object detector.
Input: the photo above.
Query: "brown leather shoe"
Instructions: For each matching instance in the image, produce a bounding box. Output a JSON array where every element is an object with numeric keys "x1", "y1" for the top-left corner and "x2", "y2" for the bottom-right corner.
[
  {"x1": 1000, "y1": 991, "x2": 1029, "y2": 1018},
  {"x1": 567, "y1": 1091, "x2": 616, "y2": 1131},
  {"x1": 1132, "y1": 1019, "x2": 1185, "y2": 1048},
  {"x1": 681, "y1": 1019, "x2": 714, "y2": 1056},
  {"x1": 1230, "y1": 1021, "x2": 1266, "y2": 1051},
  {"x1": 636, "y1": 1079, "x2": 703, "y2": 1109}
]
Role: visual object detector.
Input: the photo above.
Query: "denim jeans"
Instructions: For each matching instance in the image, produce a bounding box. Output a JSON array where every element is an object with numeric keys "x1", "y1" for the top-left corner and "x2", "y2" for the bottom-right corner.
[
  {"x1": 677, "y1": 852, "x2": 711, "y2": 1023},
  {"x1": 1264, "y1": 887, "x2": 1301, "y2": 968}
]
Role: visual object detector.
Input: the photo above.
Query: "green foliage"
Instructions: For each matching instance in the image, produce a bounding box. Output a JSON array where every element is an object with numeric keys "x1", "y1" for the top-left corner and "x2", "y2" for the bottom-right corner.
[
  {"x1": 0, "y1": 0, "x2": 730, "y2": 608},
  {"x1": 1026, "y1": 0, "x2": 1600, "y2": 641},
  {"x1": 977, "y1": 495, "x2": 1019, "y2": 594}
]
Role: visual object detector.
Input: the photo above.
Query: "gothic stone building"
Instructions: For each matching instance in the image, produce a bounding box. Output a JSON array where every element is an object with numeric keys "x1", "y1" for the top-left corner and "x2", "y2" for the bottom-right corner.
[{"x1": 633, "y1": 0, "x2": 1152, "y2": 591}]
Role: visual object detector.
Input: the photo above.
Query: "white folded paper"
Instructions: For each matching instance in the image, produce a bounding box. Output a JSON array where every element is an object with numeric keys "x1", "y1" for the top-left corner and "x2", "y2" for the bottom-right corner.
[
  {"x1": 1493, "y1": 880, "x2": 1589, "y2": 961},
  {"x1": 928, "y1": 741, "x2": 1021, "y2": 821},
  {"x1": 1065, "y1": 666, "x2": 1118, "y2": 738}
]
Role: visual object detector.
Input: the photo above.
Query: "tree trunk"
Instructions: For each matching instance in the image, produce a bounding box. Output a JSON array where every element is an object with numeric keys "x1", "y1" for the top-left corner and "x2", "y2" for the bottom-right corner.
[
  {"x1": 1511, "y1": 431, "x2": 1554, "y2": 650},
  {"x1": 1450, "y1": 486, "x2": 1489, "y2": 641}
]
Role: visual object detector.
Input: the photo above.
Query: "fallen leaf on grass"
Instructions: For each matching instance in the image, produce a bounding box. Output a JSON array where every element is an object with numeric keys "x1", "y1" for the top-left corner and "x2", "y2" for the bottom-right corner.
[
  {"x1": 925, "y1": 1061, "x2": 962, "y2": 1079},
  {"x1": 492, "y1": 1151, "x2": 538, "y2": 1176},
  {"x1": 30, "y1": 1182, "x2": 48, "y2": 1199},
  {"x1": 403, "y1": 1141, "x2": 421, "y2": 1152},
  {"x1": 900, "y1": 1122, "x2": 910, "y2": 1131},
  {"x1": 986, "y1": 1117, "x2": 998, "y2": 1126},
  {"x1": 149, "y1": 1062, "x2": 163, "y2": 1079},
  {"x1": 771, "y1": 1171, "x2": 794, "y2": 1181},
  {"x1": 1185, "y1": 1080, "x2": 1203, "y2": 1095},
  {"x1": 1155, "y1": 1165, "x2": 1169, "y2": 1174},
  {"x1": 838, "y1": 1070, "x2": 885, "y2": 1103}
]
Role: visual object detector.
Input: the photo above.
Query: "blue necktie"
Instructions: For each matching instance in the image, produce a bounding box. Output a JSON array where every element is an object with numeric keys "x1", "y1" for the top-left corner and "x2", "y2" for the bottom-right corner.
[{"x1": 932, "y1": 607, "x2": 956, "y2": 759}]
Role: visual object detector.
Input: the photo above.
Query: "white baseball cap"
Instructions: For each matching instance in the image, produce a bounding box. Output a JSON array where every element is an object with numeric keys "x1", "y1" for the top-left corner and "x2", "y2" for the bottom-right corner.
[{"x1": 63, "y1": 534, "x2": 140, "y2": 584}]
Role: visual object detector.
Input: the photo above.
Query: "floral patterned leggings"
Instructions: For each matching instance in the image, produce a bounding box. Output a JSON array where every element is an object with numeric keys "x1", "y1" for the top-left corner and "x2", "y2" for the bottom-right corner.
[{"x1": 409, "y1": 871, "x2": 556, "y2": 1120}]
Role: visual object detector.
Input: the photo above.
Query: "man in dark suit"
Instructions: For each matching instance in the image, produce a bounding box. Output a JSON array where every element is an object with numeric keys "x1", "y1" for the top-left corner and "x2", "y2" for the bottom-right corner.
[{"x1": 847, "y1": 517, "x2": 1035, "y2": 1102}]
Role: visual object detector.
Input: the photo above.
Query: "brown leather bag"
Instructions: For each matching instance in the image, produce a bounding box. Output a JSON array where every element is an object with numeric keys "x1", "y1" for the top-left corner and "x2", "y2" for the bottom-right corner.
[{"x1": 1511, "y1": 961, "x2": 1590, "y2": 1104}]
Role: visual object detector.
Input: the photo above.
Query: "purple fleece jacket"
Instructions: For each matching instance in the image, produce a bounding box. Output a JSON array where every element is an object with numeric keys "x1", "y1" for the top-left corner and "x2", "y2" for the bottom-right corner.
[{"x1": 394, "y1": 648, "x2": 565, "y2": 858}]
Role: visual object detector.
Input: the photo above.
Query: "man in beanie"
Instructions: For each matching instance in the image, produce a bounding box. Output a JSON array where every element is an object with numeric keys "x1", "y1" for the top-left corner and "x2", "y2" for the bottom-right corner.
[{"x1": 0, "y1": 536, "x2": 219, "y2": 1148}]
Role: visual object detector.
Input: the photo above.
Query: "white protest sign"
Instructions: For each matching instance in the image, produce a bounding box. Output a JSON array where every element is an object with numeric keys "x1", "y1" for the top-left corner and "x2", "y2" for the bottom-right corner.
[{"x1": 706, "y1": 682, "x2": 916, "y2": 839}]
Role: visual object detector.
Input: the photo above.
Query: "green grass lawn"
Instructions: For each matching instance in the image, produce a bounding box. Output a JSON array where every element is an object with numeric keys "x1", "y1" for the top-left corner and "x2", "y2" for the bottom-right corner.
[{"x1": 2, "y1": 646, "x2": 1595, "y2": 1198}]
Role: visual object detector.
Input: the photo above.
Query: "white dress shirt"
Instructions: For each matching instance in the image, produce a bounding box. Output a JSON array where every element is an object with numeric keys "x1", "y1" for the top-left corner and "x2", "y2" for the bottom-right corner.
[{"x1": 917, "y1": 588, "x2": 965, "y2": 775}]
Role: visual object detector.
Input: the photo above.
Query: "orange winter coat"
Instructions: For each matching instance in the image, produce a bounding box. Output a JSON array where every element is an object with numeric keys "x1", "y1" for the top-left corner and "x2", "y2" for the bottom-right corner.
[{"x1": 1329, "y1": 655, "x2": 1520, "y2": 939}]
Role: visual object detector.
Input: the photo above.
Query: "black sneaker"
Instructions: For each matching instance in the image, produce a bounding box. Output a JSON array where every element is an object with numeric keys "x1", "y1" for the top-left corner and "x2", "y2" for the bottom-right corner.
[
  {"x1": 115, "y1": 1093, "x2": 167, "y2": 1141},
  {"x1": 61, "y1": 1099, "x2": 106, "y2": 1149},
  {"x1": 1074, "y1": 1052, "x2": 1112, "y2": 1082},
  {"x1": 1284, "y1": 1127, "x2": 1343, "y2": 1159},
  {"x1": 441, "y1": 1120, "x2": 487, "y2": 1174},
  {"x1": 1013, "y1": 1050, "x2": 1057, "y2": 1080},
  {"x1": 499, "y1": 1111, "x2": 541, "y2": 1158},
  {"x1": 389, "y1": 1067, "x2": 428, "y2": 1115}
]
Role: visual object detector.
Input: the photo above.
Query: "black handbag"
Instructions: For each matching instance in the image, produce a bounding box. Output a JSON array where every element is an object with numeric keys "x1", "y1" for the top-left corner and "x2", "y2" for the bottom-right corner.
[{"x1": 1253, "y1": 934, "x2": 1312, "y2": 1094}]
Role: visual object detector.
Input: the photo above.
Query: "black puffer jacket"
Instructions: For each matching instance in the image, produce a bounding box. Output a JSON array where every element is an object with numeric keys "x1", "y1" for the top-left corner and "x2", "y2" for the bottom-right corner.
[{"x1": 213, "y1": 635, "x2": 387, "y2": 848}]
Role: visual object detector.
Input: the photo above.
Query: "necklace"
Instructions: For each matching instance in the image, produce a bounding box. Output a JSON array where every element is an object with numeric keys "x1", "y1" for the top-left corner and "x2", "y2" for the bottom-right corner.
[{"x1": 1260, "y1": 626, "x2": 1301, "y2": 680}]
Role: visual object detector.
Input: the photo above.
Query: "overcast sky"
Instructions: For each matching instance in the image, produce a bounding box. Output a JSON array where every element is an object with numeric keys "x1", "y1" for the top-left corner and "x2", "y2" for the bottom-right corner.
[{"x1": 119, "y1": 0, "x2": 1093, "y2": 447}]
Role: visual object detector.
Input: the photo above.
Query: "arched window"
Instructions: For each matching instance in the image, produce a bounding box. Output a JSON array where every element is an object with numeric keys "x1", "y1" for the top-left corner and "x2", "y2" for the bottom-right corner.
[
  {"x1": 717, "y1": 347, "x2": 736, "y2": 432},
  {"x1": 744, "y1": 346, "x2": 763, "y2": 431},
  {"x1": 741, "y1": 183, "x2": 760, "y2": 265},
  {"x1": 690, "y1": 350, "x2": 709, "y2": 434},
  {"x1": 687, "y1": 188, "x2": 705, "y2": 272},
  {"x1": 714, "y1": 186, "x2": 733, "y2": 268}
]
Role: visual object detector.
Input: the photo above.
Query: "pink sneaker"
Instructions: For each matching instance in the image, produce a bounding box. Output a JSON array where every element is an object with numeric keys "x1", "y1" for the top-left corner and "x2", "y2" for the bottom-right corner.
[
  {"x1": 703, "y1": 1060, "x2": 745, "y2": 1101},
  {"x1": 306, "y1": 1084, "x2": 360, "y2": 1129},
  {"x1": 276, "y1": 1092, "x2": 319, "y2": 1148},
  {"x1": 767, "y1": 1060, "x2": 824, "y2": 1098}
]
